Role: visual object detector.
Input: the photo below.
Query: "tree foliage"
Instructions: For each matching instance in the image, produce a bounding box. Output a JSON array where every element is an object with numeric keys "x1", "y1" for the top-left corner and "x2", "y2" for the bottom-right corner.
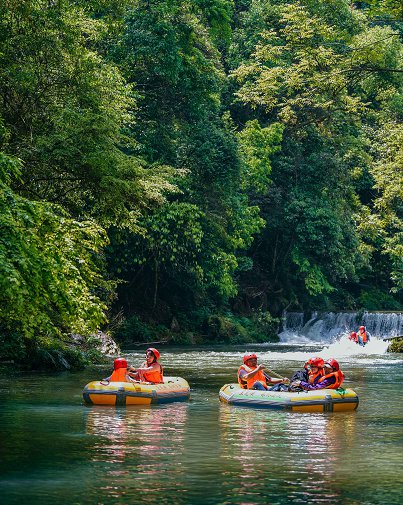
[
  {"x1": 0, "y1": 0, "x2": 176, "y2": 227},
  {"x1": 0, "y1": 0, "x2": 402, "y2": 363},
  {"x1": 0, "y1": 152, "x2": 110, "y2": 340}
]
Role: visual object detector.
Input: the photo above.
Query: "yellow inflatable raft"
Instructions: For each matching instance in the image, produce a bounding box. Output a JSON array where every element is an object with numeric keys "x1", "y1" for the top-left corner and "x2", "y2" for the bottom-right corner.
[
  {"x1": 219, "y1": 384, "x2": 359, "y2": 413},
  {"x1": 83, "y1": 377, "x2": 190, "y2": 406}
]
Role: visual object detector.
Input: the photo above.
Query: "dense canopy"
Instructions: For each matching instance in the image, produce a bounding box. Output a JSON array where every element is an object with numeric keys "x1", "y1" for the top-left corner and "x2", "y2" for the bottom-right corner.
[{"x1": 0, "y1": 0, "x2": 402, "y2": 366}]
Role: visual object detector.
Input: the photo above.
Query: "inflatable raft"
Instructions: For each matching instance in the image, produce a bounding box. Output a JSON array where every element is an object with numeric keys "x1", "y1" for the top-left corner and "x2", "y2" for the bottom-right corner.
[
  {"x1": 219, "y1": 384, "x2": 359, "y2": 412},
  {"x1": 83, "y1": 377, "x2": 190, "y2": 406}
]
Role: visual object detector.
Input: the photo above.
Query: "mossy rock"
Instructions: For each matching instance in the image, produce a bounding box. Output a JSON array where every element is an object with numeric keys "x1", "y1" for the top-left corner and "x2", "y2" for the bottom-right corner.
[{"x1": 388, "y1": 337, "x2": 403, "y2": 353}]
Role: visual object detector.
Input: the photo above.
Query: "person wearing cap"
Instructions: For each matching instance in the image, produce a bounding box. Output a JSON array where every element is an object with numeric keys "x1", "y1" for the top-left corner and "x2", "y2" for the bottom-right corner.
[
  {"x1": 293, "y1": 358, "x2": 344, "y2": 390},
  {"x1": 128, "y1": 347, "x2": 164, "y2": 384},
  {"x1": 238, "y1": 353, "x2": 289, "y2": 391},
  {"x1": 349, "y1": 331, "x2": 358, "y2": 343},
  {"x1": 290, "y1": 356, "x2": 324, "y2": 389},
  {"x1": 357, "y1": 326, "x2": 370, "y2": 346}
]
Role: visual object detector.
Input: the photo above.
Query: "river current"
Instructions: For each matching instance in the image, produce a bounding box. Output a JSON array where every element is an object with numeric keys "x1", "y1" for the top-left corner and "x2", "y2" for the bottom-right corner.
[{"x1": 0, "y1": 338, "x2": 402, "y2": 505}]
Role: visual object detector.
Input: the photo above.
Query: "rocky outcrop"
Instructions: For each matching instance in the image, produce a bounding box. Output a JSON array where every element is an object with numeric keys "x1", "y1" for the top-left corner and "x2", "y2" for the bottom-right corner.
[{"x1": 71, "y1": 331, "x2": 120, "y2": 356}]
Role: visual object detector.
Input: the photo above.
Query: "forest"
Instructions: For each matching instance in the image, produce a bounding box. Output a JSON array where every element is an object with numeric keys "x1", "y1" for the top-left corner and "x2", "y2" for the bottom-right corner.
[{"x1": 0, "y1": 0, "x2": 402, "y2": 368}]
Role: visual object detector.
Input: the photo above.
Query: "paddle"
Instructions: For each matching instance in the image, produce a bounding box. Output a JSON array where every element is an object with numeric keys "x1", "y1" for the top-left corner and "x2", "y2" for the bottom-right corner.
[{"x1": 263, "y1": 368, "x2": 290, "y2": 384}]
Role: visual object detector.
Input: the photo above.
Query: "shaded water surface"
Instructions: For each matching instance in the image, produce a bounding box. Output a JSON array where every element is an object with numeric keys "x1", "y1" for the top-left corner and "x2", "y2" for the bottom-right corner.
[{"x1": 0, "y1": 344, "x2": 402, "y2": 504}]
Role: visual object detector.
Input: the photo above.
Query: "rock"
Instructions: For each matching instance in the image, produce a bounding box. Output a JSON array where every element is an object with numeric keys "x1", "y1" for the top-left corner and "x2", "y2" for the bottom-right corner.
[
  {"x1": 70, "y1": 331, "x2": 120, "y2": 357},
  {"x1": 171, "y1": 317, "x2": 180, "y2": 332},
  {"x1": 96, "y1": 331, "x2": 120, "y2": 356}
]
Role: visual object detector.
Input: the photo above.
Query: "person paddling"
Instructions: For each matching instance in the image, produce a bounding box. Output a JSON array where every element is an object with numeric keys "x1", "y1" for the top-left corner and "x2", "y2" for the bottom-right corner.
[{"x1": 238, "y1": 353, "x2": 289, "y2": 391}]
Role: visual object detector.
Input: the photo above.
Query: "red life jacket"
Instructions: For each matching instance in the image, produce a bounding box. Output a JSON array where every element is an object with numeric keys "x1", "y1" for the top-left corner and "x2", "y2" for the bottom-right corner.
[
  {"x1": 360, "y1": 331, "x2": 368, "y2": 343},
  {"x1": 238, "y1": 364, "x2": 267, "y2": 389},
  {"x1": 318, "y1": 370, "x2": 344, "y2": 389}
]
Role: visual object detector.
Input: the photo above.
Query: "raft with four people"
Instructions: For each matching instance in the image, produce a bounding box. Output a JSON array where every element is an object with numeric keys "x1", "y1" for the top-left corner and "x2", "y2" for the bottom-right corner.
[{"x1": 219, "y1": 383, "x2": 359, "y2": 412}]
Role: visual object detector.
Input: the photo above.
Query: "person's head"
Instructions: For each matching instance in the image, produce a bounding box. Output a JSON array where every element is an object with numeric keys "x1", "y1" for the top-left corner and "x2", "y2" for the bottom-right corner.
[
  {"x1": 114, "y1": 357, "x2": 127, "y2": 370},
  {"x1": 350, "y1": 332, "x2": 357, "y2": 337},
  {"x1": 324, "y1": 358, "x2": 340, "y2": 372},
  {"x1": 359, "y1": 326, "x2": 365, "y2": 332},
  {"x1": 146, "y1": 347, "x2": 160, "y2": 363},
  {"x1": 308, "y1": 356, "x2": 324, "y2": 372},
  {"x1": 243, "y1": 352, "x2": 258, "y2": 366}
]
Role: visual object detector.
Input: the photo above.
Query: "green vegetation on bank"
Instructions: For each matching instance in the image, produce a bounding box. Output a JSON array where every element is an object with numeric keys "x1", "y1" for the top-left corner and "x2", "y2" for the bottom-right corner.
[
  {"x1": 0, "y1": 1, "x2": 402, "y2": 368},
  {"x1": 388, "y1": 337, "x2": 403, "y2": 353}
]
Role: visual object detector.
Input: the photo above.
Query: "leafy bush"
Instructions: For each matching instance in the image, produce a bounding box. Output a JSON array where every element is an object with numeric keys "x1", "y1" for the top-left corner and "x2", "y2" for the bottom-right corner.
[
  {"x1": 358, "y1": 288, "x2": 402, "y2": 311},
  {"x1": 388, "y1": 338, "x2": 403, "y2": 353},
  {"x1": 205, "y1": 314, "x2": 248, "y2": 343},
  {"x1": 112, "y1": 315, "x2": 167, "y2": 345}
]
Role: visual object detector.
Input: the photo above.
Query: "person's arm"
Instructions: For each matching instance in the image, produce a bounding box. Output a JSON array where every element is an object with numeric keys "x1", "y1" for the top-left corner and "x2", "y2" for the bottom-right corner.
[
  {"x1": 264, "y1": 373, "x2": 289, "y2": 385},
  {"x1": 238, "y1": 369, "x2": 247, "y2": 380},
  {"x1": 296, "y1": 376, "x2": 336, "y2": 390},
  {"x1": 128, "y1": 360, "x2": 147, "y2": 373},
  {"x1": 242, "y1": 364, "x2": 265, "y2": 381},
  {"x1": 135, "y1": 362, "x2": 160, "y2": 373}
]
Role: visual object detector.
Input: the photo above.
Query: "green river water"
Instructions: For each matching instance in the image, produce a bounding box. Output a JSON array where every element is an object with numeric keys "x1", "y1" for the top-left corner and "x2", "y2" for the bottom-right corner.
[{"x1": 0, "y1": 342, "x2": 402, "y2": 505}]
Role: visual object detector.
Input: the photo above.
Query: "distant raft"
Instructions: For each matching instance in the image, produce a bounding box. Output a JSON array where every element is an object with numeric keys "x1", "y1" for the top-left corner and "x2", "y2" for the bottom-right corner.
[
  {"x1": 219, "y1": 384, "x2": 359, "y2": 413},
  {"x1": 83, "y1": 377, "x2": 190, "y2": 406}
]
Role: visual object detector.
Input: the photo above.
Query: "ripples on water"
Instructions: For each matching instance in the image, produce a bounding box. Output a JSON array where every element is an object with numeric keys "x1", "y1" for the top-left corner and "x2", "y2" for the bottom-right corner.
[{"x1": 0, "y1": 341, "x2": 402, "y2": 504}]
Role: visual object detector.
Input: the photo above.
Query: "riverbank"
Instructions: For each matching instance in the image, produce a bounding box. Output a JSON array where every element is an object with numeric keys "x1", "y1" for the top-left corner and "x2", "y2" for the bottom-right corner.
[{"x1": 2, "y1": 309, "x2": 402, "y2": 372}]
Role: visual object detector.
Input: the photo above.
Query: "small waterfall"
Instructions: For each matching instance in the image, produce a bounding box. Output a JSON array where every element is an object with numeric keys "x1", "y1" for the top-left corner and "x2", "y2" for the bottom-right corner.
[{"x1": 279, "y1": 311, "x2": 403, "y2": 343}]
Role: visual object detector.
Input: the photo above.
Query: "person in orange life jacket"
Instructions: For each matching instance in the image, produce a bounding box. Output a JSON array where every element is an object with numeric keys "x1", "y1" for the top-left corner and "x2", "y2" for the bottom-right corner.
[
  {"x1": 238, "y1": 353, "x2": 289, "y2": 391},
  {"x1": 127, "y1": 347, "x2": 164, "y2": 384},
  {"x1": 293, "y1": 358, "x2": 344, "y2": 390},
  {"x1": 290, "y1": 356, "x2": 325, "y2": 389},
  {"x1": 357, "y1": 326, "x2": 370, "y2": 346},
  {"x1": 103, "y1": 357, "x2": 131, "y2": 382}
]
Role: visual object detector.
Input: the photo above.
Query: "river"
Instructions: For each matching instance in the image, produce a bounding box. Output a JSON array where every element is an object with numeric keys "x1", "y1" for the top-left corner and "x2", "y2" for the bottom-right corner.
[{"x1": 0, "y1": 339, "x2": 402, "y2": 505}]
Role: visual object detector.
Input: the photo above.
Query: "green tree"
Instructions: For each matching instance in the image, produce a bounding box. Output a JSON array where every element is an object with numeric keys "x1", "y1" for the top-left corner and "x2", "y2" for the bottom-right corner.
[
  {"x1": 0, "y1": 152, "x2": 110, "y2": 349},
  {"x1": 0, "y1": 0, "x2": 175, "y2": 227},
  {"x1": 107, "y1": 0, "x2": 265, "y2": 319}
]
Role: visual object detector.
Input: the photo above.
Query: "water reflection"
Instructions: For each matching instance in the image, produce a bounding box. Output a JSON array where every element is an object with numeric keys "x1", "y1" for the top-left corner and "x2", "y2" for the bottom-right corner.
[
  {"x1": 219, "y1": 403, "x2": 358, "y2": 505},
  {"x1": 85, "y1": 404, "x2": 189, "y2": 503}
]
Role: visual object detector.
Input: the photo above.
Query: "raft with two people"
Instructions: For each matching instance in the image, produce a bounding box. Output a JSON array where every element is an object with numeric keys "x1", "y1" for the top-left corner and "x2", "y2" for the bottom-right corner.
[
  {"x1": 219, "y1": 354, "x2": 359, "y2": 413},
  {"x1": 83, "y1": 349, "x2": 190, "y2": 406}
]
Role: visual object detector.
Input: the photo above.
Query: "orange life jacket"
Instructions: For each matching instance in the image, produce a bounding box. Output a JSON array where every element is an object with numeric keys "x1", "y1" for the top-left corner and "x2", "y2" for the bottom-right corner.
[
  {"x1": 359, "y1": 331, "x2": 368, "y2": 343},
  {"x1": 308, "y1": 368, "x2": 324, "y2": 384},
  {"x1": 141, "y1": 363, "x2": 164, "y2": 384},
  {"x1": 109, "y1": 367, "x2": 129, "y2": 382},
  {"x1": 318, "y1": 370, "x2": 344, "y2": 389},
  {"x1": 238, "y1": 364, "x2": 267, "y2": 389}
]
